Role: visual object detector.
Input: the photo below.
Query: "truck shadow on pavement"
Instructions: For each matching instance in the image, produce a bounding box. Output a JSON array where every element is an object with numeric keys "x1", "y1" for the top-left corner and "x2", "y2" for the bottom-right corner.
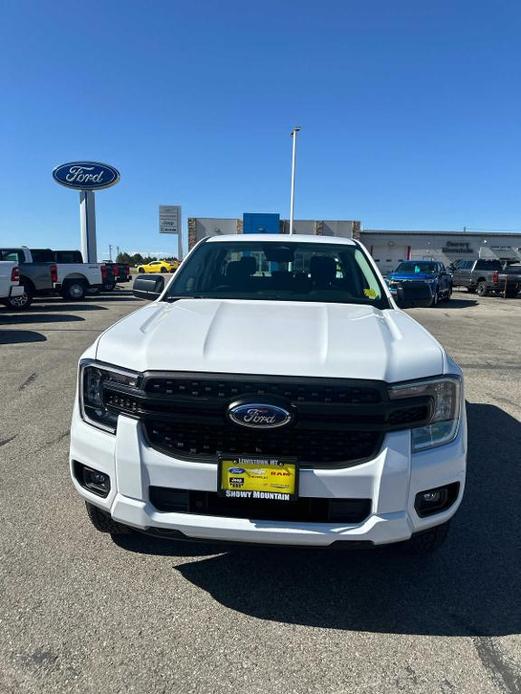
[
  {"x1": 115, "y1": 403, "x2": 521, "y2": 637},
  {"x1": 27, "y1": 302, "x2": 108, "y2": 312},
  {"x1": 437, "y1": 298, "x2": 478, "y2": 309},
  {"x1": 0, "y1": 330, "x2": 47, "y2": 344},
  {"x1": 87, "y1": 296, "x2": 140, "y2": 303},
  {"x1": 0, "y1": 313, "x2": 84, "y2": 325}
]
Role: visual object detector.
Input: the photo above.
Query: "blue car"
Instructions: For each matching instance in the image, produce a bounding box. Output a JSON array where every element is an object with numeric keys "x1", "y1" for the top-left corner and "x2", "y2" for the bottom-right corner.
[{"x1": 386, "y1": 261, "x2": 452, "y2": 306}]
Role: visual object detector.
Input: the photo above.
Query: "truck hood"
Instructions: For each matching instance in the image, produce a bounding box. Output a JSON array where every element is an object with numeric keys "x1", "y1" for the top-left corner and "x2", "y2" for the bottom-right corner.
[
  {"x1": 387, "y1": 272, "x2": 436, "y2": 282},
  {"x1": 95, "y1": 299, "x2": 445, "y2": 382}
]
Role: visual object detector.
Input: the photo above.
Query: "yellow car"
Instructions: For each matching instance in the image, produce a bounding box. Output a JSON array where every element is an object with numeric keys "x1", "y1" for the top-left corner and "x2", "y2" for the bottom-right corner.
[{"x1": 136, "y1": 259, "x2": 179, "y2": 274}]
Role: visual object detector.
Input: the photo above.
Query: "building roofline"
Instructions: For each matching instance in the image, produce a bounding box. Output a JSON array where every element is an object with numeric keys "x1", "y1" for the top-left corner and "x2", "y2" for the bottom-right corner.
[
  {"x1": 363, "y1": 229, "x2": 521, "y2": 237},
  {"x1": 205, "y1": 233, "x2": 356, "y2": 244}
]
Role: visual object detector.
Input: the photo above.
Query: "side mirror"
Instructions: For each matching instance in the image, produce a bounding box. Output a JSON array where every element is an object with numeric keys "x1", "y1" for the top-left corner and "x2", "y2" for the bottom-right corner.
[
  {"x1": 133, "y1": 274, "x2": 166, "y2": 301},
  {"x1": 396, "y1": 283, "x2": 433, "y2": 308}
]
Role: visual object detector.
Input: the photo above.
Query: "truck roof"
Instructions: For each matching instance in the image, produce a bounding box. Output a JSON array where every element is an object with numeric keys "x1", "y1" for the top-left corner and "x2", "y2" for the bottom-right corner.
[{"x1": 205, "y1": 234, "x2": 356, "y2": 245}]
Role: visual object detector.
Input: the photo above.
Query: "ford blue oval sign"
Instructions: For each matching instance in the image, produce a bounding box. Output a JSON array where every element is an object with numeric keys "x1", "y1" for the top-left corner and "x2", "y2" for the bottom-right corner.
[
  {"x1": 227, "y1": 403, "x2": 293, "y2": 429},
  {"x1": 52, "y1": 161, "x2": 120, "y2": 190}
]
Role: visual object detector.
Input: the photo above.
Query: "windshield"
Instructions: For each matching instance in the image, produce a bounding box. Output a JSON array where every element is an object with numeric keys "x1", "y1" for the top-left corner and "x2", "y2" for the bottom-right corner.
[
  {"x1": 164, "y1": 240, "x2": 389, "y2": 308},
  {"x1": 394, "y1": 261, "x2": 436, "y2": 274}
]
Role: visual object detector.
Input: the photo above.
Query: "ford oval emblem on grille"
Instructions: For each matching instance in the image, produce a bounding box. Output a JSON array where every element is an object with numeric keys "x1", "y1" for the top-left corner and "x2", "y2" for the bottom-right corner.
[{"x1": 228, "y1": 403, "x2": 293, "y2": 429}]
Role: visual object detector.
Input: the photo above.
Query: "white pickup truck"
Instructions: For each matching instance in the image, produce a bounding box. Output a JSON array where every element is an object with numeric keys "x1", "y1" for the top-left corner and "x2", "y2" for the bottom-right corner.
[
  {"x1": 70, "y1": 234, "x2": 467, "y2": 554},
  {"x1": 0, "y1": 261, "x2": 27, "y2": 309},
  {"x1": 0, "y1": 247, "x2": 110, "y2": 301}
]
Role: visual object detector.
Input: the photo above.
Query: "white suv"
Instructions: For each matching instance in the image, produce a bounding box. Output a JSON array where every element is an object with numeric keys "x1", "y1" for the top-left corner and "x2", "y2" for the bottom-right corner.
[{"x1": 70, "y1": 235, "x2": 466, "y2": 553}]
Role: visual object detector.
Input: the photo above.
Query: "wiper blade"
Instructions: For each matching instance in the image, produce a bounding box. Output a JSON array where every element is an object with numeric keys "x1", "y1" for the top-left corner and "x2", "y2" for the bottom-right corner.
[{"x1": 163, "y1": 295, "x2": 206, "y2": 302}]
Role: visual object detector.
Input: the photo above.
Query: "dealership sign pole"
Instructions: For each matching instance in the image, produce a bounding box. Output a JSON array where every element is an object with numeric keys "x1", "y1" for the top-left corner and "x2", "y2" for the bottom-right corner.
[
  {"x1": 289, "y1": 126, "x2": 301, "y2": 235},
  {"x1": 52, "y1": 161, "x2": 120, "y2": 263}
]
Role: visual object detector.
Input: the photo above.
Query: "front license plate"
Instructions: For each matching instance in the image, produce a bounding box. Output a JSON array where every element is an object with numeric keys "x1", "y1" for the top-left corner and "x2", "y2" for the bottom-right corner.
[{"x1": 218, "y1": 455, "x2": 298, "y2": 501}]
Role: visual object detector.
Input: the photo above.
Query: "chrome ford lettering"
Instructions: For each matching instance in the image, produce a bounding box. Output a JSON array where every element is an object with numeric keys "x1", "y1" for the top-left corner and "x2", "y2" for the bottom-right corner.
[
  {"x1": 243, "y1": 408, "x2": 277, "y2": 424},
  {"x1": 65, "y1": 166, "x2": 104, "y2": 184}
]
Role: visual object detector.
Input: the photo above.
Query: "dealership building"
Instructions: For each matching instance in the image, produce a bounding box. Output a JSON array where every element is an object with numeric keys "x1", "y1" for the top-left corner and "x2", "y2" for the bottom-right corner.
[{"x1": 187, "y1": 214, "x2": 521, "y2": 273}]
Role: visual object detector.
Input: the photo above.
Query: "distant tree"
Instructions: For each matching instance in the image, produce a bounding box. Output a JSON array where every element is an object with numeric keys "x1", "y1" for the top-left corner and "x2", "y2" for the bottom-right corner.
[
  {"x1": 116, "y1": 251, "x2": 132, "y2": 264},
  {"x1": 131, "y1": 253, "x2": 145, "y2": 266},
  {"x1": 114, "y1": 252, "x2": 161, "y2": 267}
]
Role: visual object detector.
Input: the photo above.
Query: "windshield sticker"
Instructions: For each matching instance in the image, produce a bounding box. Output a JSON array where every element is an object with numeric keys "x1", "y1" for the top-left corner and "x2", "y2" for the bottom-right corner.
[{"x1": 364, "y1": 288, "x2": 377, "y2": 299}]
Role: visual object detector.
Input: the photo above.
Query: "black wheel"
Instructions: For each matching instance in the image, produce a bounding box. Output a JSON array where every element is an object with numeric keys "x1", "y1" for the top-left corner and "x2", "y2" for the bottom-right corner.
[
  {"x1": 400, "y1": 522, "x2": 450, "y2": 555},
  {"x1": 85, "y1": 502, "x2": 131, "y2": 535},
  {"x1": 428, "y1": 289, "x2": 439, "y2": 307},
  {"x1": 476, "y1": 281, "x2": 488, "y2": 297},
  {"x1": 441, "y1": 287, "x2": 452, "y2": 303},
  {"x1": 160, "y1": 267, "x2": 167, "y2": 273},
  {"x1": 62, "y1": 280, "x2": 87, "y2": 301},
  {"x1": 137, "y1": 266, "x2": 145, "y2": 273},
  {"x1": 4, "y1": 282, "x2": 33, "y2": 310}
]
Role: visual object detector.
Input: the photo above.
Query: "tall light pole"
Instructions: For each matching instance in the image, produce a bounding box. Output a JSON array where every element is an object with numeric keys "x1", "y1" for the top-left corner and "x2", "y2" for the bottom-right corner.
[{"x1": 289, "y1": 127, "x2": 301, "y2": 235}]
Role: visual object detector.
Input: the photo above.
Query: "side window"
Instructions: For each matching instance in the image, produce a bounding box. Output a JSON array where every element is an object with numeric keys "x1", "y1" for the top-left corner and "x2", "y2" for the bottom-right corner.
[
  {"x1": 30, "y1": 249, "x2": 54, "y2": 262},
  {"x1": 0, "y1": 250, "x2": 21, "y2": 262},
  {"x1": 353, "y1": 249, "x2": 382, "y2": 300},
  {"x1": 58, "y1": 251, "x2": 83, "y2": 263},
  {"x1": 475, "y1": 260, "x2": 500, "y2": 270}
]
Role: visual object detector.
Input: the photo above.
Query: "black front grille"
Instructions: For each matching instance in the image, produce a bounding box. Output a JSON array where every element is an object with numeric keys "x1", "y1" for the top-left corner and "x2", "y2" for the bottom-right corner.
[
  {"x1": 103, "y1": 372, "x2": 431, "y2": 468},
  {"x1": 388, "y1": 405, "x2": 429, "y2": 426},
  {"x1": 144, "y1": 420, "x2": 382, "y2": 465},
  {"x1": 149, "y1": 486, "x2": 372, "y2": 524},
  {"x1": 145, "y1": 376, "x2": 381, "y2": 404}
]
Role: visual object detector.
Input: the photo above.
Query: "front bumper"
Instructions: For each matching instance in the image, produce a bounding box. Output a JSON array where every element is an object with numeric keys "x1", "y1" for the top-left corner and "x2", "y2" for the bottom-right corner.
[
  {"x1": 70, "y1": 406, "x2": 467, "y2": 547},
  {"x1": 387, "y1": 281, "x2": 436, "y2": 296}
]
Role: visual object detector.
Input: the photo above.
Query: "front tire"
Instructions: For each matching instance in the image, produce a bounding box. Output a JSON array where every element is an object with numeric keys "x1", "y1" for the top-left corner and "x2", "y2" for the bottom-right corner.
[
  {"x1": 428, "y1": 288, "x2": 438, "y2": 307},
  {"x1": 160, "y1": 267, "x2": 167, "y2": 273},
  {"x1": 85, "y1": 502, "x2": 131, "y2": 535},
  {"x1": 137, "y1": 267, "x2": 145, "y2": 273},
  {"x1": 401, "y1": 522, "x2": 450, "y2": 554}
]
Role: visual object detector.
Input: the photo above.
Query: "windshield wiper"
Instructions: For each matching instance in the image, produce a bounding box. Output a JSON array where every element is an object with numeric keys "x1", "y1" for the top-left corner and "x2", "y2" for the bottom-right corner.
[{"x1": 163, "y1": 295, "x2": 212, "y2": 302}]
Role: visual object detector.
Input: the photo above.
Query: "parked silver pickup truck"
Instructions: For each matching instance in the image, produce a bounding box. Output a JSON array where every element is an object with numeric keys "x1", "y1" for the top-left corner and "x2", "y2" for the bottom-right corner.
[
  {"x1": 451, "y1": 258, "x2": 521, "y2": 298},
  {"x1": 0, "y1": 247, "x2": 110, "y2": 302},
  {"x1": 0, "y1": 247, "x2": 55, "y2": 308},
  {"x1": 0, "y1": 261, "x2": 28, "y2": 310}
]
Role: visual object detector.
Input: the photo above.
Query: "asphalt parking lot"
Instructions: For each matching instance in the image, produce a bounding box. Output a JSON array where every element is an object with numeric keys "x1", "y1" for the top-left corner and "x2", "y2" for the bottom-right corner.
[{"x1": 0, "y1": 288, "x2": 520, "y2": 694}]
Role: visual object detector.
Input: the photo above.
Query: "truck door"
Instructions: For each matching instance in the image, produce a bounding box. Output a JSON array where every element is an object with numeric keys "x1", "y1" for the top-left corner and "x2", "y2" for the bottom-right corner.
[
  {"x1": 452, "y1": 260, "x2": 472, "y2": 287},
  {"x1": 438, "y1": 263, "x2": 451, "y2": 294}
]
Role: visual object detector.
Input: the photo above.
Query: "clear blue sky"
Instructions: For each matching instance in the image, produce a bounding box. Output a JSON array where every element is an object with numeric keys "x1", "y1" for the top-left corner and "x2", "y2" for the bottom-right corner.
[{"x1": 2, "y1": 0, "x2": 521, "y2": 258}]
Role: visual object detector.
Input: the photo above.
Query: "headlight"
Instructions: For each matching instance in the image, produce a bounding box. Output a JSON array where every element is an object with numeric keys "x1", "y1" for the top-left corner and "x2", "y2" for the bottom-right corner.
[
  {"x1": 388, "y1": 376, "x2": 462, "y2": 451},
  {"x1": 79, "y1": 360, "x2": 140, "y2": 433}
]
